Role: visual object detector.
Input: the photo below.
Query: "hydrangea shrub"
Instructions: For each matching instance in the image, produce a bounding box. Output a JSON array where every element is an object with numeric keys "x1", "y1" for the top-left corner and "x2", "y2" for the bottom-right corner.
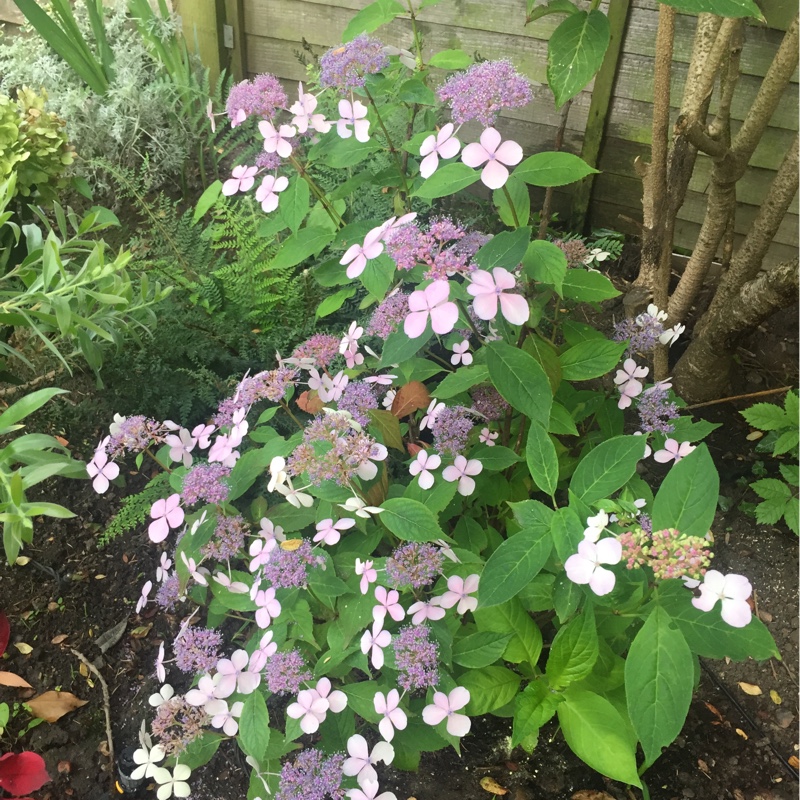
[{"x1": 95, "y1": 7, "x2": 779, "y2": 798}]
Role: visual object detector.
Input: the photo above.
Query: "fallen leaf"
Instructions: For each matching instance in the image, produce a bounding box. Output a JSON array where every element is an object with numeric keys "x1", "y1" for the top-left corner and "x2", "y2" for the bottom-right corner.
[
  {"x1": 704, "y1": 701, "x2": 725, "y2": 723},
  {"x1": 735, "y1": 728, "x2": 748, "y2": 740},
  {"x1": 14, "y1": 643, "x2": 33, "y2": 655},
  {"x1": 280, "y1": 539, "x2": 303, "y2": 551},
  {"x1": 95, "y1": 619, "x2": 127, "y2": 654},
  {"x1": 50, "y1": 635, "x2": 68, "y2": 645},
  {"x1": 0, "y1": 671, "x2": 32, "y2": 688},
  {"x1": 47, "y1": 602, "x2": 60, "y2": 612},
  {"x1": 770, "y1": 690, "x2": 782, "y2": 705},
  {"x1": 15, "y1": 557, "x2": 30, "y2": 566},
  {"x1": 0, "y1": 751, "x2": 50, "y2": 795},
  {"x1": 296, "y1": 390, "x2": 324, "y2": 414},
  {"x1": 738, "y1": 682, "x2": 762, "y2": 696},
  {"x1": 391, "y1": 381, "x2": 430, "y2": 418},
  {"x1": 789, "y1": 755, "x2": 799, "y2": 770},
  {"x1": 733, "y1": 790, "x2": 745, "y2": 800},
  {"x1": 129, "y1": 624, "x2": 152, "y2": 638},
  {"x1": 775, "y1": 710, "x2": 794, "y2": 728},
  {"x1": 697, "y1": 759, "x2": 710, "y2": 775},
  {"x1": 94, "y1": 574, "x2": 106, "y2": 580},
  {"x1": 26, "y1": 691, "x2": 88, "y2": 723},
  {"x1": 55, "y1": 436, "x2": 69, "y2": 447},
  {"x1": 571, "y1": 792, "x2": 615, "y2": 800},
  {"x1": 746, "y1": 431, "x2": 764, "y2": 441},
  {"x1": 0, "y1": 611, "x2": 9, "y2": 657},
  {"x1": 480, "y1": 776, "x2": 508, "y2": 796},
  {"x1": 78, "y1": 663, "x2": 89, "y2": 678},
  {"x1": 56, "y1": 761, "x2": 71, "y2": 774}
]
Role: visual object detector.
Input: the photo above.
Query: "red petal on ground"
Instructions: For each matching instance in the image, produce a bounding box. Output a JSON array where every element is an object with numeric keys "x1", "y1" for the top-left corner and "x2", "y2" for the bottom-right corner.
[
  {"x1": 0, "y1": 610, "x2": 9, "y2": 656},
  {"x1": 0, "y1": 751, "x2": 51, "y2": 795}
]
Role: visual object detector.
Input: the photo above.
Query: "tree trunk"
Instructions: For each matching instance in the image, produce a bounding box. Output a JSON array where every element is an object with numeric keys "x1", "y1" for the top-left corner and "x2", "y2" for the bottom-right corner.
[{"x1": 672, "y1": 259, "x2": 799, "y2": 403}]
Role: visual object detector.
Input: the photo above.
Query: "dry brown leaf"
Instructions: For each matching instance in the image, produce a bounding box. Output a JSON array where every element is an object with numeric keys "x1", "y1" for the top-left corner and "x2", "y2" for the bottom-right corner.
[
  {"x1": 55, "y1": 435, "x2": 69, "y2": 447},
  {"x1": 770, "y1": 689, "x2": 782, "y2": 705},
  {"x1": 296, "y1": 390, "x2": 324, "y2": 414},
  {"x1": 14, "y1": 642, "x2": 32, "y2": 655},
  {"x1": 704, "y1": 701, "x2": 725, "y2": 723},
  {"x1": 738, "y1": 682, "x2": 762, "y2": 696},
  {"x1": 50, "y1": 634, "x2": 68, "y2": 645},
  {"x1": 391, "y1": 381, "x2": 430, "y2": 418},
  {"x1": 480, "y1": 777, "x2": 508, "y2": 796},
  {"x1": 571, "y1": 792, "x2": 615, "y2": 800},
  {"x1": 746, "y1": 431, "x2": 764, "y2": 441},
  {"x1": 789, "y1": 755, "x2": 799, "y2": 770},
  {"x1": 0, "y1": 671, "x2": 32, "y2": 688},
  {"x1": 735, "y1": 728, "x2": 748, "y2": 740},
  {"x1": 697, "y1": 759, "x2": 710, "y2": 775},
  {"x1": 27, "y1": 691, "x2": 88, "y2": 722},
  {"x1": 78, "y1": 663, "x2": 89, "y2": 678},
  {"x1": 280, "y1": 539, "x2": 303, "y2": 551},
  {"x1": 94, "y1": 574, "x2": 106, "y2": 580},
  {"x1": 407, "y1": 442, "x2": 425, "y2": 457},
  {"x1": 130, "y1": 624, "x2": 152, "y2": 638}
]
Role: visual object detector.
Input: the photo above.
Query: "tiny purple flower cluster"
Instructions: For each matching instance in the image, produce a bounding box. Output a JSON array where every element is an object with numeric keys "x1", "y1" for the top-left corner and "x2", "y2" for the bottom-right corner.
[
  {"x1": 226, "y1": 73, "x2": 287, "y2": 124},
  {"x1": 155, "y1": 573, "x2": 181, "y2": 610},
  {"x1": 553, "y1": 238, "x2": 589, "y2": 267},
  {"x1": 393, "y1": 624, "x2": 439, "y2": 692},
  {"x1": 437, "y1": 59, "x2": 533, "y2": 126},
  {"x1": 276, "y1": 749, "x2": 346, "y2": 800},
  {"x1": 151, "y1": 695, "x2": 210, "y2": 757},
  {"x1": 471, "y1": 385, "x2": 510, "y2": 421},
  {"x1": 107, "y1": 416, "x2": 164, "y2": 457},
  {"x1": 366, "y1": 292, "x2": 409, "y2": 339},
  {"x1": 337, "y1": 380, "x2": 378, "y2": 427},
  {"x1": 613, "y1": 316, "x2": 666, "y2": 356},
  {"x1": 265, "y1": 648, "x2": 312, "y2": 694},
  {"x1": 636, "y1": 383, "x2": 680, "y2": 434},
  {"x1": 432, "y1": 405, "x2": 475, "y2": 456},
  {"x1": 291, "y1": 333, "x2": 341, "y2": 369},
  {"x1": 261, "y1": 540, "x2": 324, "y2": 589},
  {"x1": 319, "y1": 35, "x2": 389, "y2": 93},
  {"x1": 173, "y1": 626, "x2": 222, "y2": 674},
  {"x1": 201, "y1": 514, "x2": 248, "y2": 561},
  {"x1": 215, "y1": 367, "x2": 300, "y2": 426},
  {"x1": 181, "y1": 463, "x2": 231, "y2": 506},
  {"x1": 386, "y1": 542, "x2": 443, "y2": 589}
]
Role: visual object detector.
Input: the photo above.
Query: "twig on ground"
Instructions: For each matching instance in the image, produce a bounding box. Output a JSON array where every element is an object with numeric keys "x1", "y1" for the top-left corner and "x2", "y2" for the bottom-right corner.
[
  {"x1": 683, "y1": 385, "x2": 792, "y2": 410},
  {"x1": 70, "y1": 647, "x2": 114, "y2": 782}
]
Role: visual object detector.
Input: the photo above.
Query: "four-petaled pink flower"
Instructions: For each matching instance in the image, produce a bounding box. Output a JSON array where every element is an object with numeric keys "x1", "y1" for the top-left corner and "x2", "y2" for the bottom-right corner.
[
  {"x1": 420, "y1": 399, "x2": 445, "y2": 431},
  {"x1": 467, "y1": 267, "x2": 530, "y2": 325},
  {"x1": 253, "y1": 585, "x2": 281, "y2": 628},
  {"x1": 180, "y1": 551, "x2": 208, "y2": 587},
  {"x1": 691, "y1": 570, "x2": 752, "y2": 628},
  {"x1": 565, "y1": 538, "x2": 622, "y2": 596},
  {"x1": 255, "y1": 174, "x2": 289, "y2": 213},
  {"x1": 360, "y1": 622, "x2": 392, "y2": 669},
  {"x1": 374, "y1": 689, "x2": 407, "y2": 742},
  {"x1": 614, "y1": 358, "x2": 648, "y2": 409},
  {"x1": 148, "y1": 494, "x2": 184, "y2": 543},
  {"x1": 479, "y1": 427, "x2": 498, "y2": 446},
  {"x1": 248, "y1": 631, "x2": 277, "y2": 672},
  {"x1": 216, "y1": 649, "x2": 260, "y2": 697},
  {"x1": 222, "y1": 165, "x2": 258, "y2": 196},
  {"x1": 314, "y1": 517, "x2": 356, "y2": 546},
  {"x1": 373, "y1": 586, "x2": 405, "y2": 625},
  {"x1": 289, "y1": 83, "x2": 331, "y2": 134},
  {"x1": 450, "y1": 339, "x2": 473, "y2": 366},
  {"x1": 653, "y1": 438, "x2": 696, "y2": 464},
  {"x1": 340, "y1": 227, "x2": 384, "y2": 279},
  {"x1": 409, "y1": 450, "x2": 441, "y2": 490},
  {"x1": 340, "y1": 321, "x2": 364, "y2": 353},
  {"x1": 165, "y1": 427, "x2": 196, "y2": 467},
  {"x1": 156, "y1": 552, "x2": 172, "y2": 583},
  {"x1": 356, "y1": 558, "x2": 378, "y2": 594},
  {"x1": 442, "y1": 455, "x2": 484, "y2": 496},
  {"x1": 437, "y1": 574, "x2": 480, "y2": 614},
  {"x1": 287, "y1": 686, "x2": 329, "y2": 734},
  {"x1": 461, "y1": 127, "x2": 523, "y2": 189},
  {"x1": 155, "y1": 642, "x2": 166, "y2": 683},
  {"x1": 206, "y1": 698, "x2": 244, "y2": 736},
  {"x1": 337, "y1": 99, "x2": 370, "y2": 142},
  {"x1": 343, "y1": 734, "x2": 395, "y2": 784},
  {"x1": 404, "y1": 280, "x2": 459, "y2": 339},
  {"x1": 87, "y1": 447, "x2": 119, "y2": 494},
  {"x1": 422, "y1": 687, "x2": 471, "y2": 737},
  {"x1": 419, "y1": 123, "x2": 461, "y2": 179},
  {"x1": 407, "y1": 599, "x2": 446, "y2": 625},
  {"x1": 259, "y1": 120, "x2": 296, "y2": 158}
]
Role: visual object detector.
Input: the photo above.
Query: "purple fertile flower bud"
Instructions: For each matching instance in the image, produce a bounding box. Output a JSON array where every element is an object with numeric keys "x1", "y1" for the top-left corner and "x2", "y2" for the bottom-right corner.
[
  {"x1": 264, "y1": 649, "x2": 312, "y2": 695},
  {"x1": 181, "y1": 463, "x2": 231, "y2": 506},
  {"x1": 276, "y1": 749, "x2": 346, "y2": 800},
  {"x1": 386, "y1": 542, "x2": 443, "y2": 589},
  {"x1": 319, "y1": 35, "x2": 389, "y2": 93},
  {"x1": 173, "y1": 626, "x2": 222, "y2": 674},
  {"x1": 393, "y1": 624, "x2": 439, "y2": 692}
]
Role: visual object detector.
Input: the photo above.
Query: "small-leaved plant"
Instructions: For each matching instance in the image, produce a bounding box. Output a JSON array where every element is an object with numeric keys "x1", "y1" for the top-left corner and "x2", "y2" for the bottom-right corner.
[
  {"x1": 93, "y1": 6, "x2": 779, "y2": 799},
  {"x1": 740, "y1": 390, "x2": 799, "y2": 535}
]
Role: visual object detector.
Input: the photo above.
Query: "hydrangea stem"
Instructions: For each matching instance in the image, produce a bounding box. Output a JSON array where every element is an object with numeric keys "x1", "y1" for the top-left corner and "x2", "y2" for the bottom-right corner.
[
  {"x1": 362, "y1": 86, "x2": 411, "y2": 205},
  {"x1": 288, "y1": 155, "x2": 344, "y2": 228},
  {"x1": 501, "y1": 184, "x2": 521, "y2": 228},
  {"x1": 280, "y1": 399, "x2": 305, "y2": 431}
]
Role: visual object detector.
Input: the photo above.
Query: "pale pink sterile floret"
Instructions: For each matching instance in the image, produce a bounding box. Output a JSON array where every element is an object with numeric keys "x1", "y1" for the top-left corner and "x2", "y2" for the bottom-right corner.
[
  {"x1": 479, "y1": 427, "x2": 498, "y2": 446},
  {"x1": 337, "y1": 98, "x2": 370, "y2": 142},
  {"x1": 185, "y1": 673, "x2": 225, "y2": 709},
  {"x1": 419, "y1": 123, "x2": 461, "y2": 179},
  {"x1": 314, "y1": 517, "x2": 356, "y2": 546},
  {"x1": 347, "y1": 779, "x2": 397, "y2": 800},
  {"x1": 343, "y1": 734, "x2": 395, "y2": 784},
  {"x1": 356, "y1": 442, "x2": 389, "y2": 482},
  {"x1": 206, "y1": 698, "x2": 244, "y2": 736},
  {"x1": 565, "y1": 538, "x2": 622, "y2": 596},
  {"x1": 407, "y1": 599, "x2": 446, "y2": 625},
  {"x1": 148, "y1": 494, "x2": 184, "y2": 543},
  {"x1": 222, "y1": 164, "x2": 258, "y2": 196},
  {"x1": 356, "y1": 558, "x2": 378, "y2": 594},
  {"x1": 340, "y1": 227, "x2": 385, "y2": 279},
  {"x1": 155, "y1": 642, "x2": 166, "y2": 683},
  {"x1": 248, "y1": 631, "x2": 277, "y2": 673},
  {"x1": 255, "y1": 174, "x2": 289, "y2": 213},
  {"x1": 374, "y1": 689, "x2": 407, "y2": 742},
  {"x1": 192, "y1": 423, "x2": 215, "y2": 449},
  {"x1": 136, "y1": 580, "x2": 152, "y2": 614},
  {"x1": 420, "y1": 399, "x2": 445, "y2": 431},
  {"x1": 404, "y1": 280, "x2": 459, "y2": 339},
  {"x1": 289, "y1": 83, "x2": 332, "y2": 134},
  {"x1": 316, "y1": 677, "x2": 348, "y2": 712},
  {"x1": 253, "y1": 585, "x2": 282, "y2": 628},
  {"x1": 583, "y1": 510, "x2": 609, "y2": 543},
  {"x1": 467, "y1": 267, "x2": 530, "y2": 325},
  {"x1": 165, "y1": 427, "x2": 196, "y2": 467},
  {"x1": 461, "y1": 127, "x2": 523, "y2": 189},
  {"x1": 287, "y1": 687, "x2": 329, "y2": 734},
  {"x1": 216, "y1": 649, "x2": 260, "y2": 697},
  {"x1": 259, "y1": 120, "x2": 296, "y2": 158},
  {"x1": 437, "y1": 574, "x2": 480, "y2": 614},
  {"x1": 653, "y1": 438, "x2": 696, "y2": 464},
  {"x1": 213, "y1": 571, "x2": 250, "y2": 593},
  {"x1": 87, "y1": 447, "x2": 119, "y2": 494},
  {"x1": 614, "y1": 358, "x2": 648, "y2": 410},
  {"x1": 450, "y1": 340, "x2": 473, "y2": 366},
  {"x1": 409, "y1": 450, "x2": 441, "y2": 490},
  {"x1": 340, "y1": 321, "x2": 364, "y2": 353},
  {"x1": 692, "y1": 569, "x2": 753, "y2": 628},
  {"x1": 180, "y1": 551, "x2": 209, "y2": 587},
  {"x1": 422, "y1": 687, "x2": 472, "y2": 737},
  {"x1": 156, "y1": 552, "x2": 172, "y2": 583},
  {"x1": 442, "y1": 455, "x2": 484, "y2": 496},
  {"x1": 361, "y1": 621, "x2": 392, "y2": 669},
  {"x1": 373, "y1": 586, "x2": 406, "y2": 625}
]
